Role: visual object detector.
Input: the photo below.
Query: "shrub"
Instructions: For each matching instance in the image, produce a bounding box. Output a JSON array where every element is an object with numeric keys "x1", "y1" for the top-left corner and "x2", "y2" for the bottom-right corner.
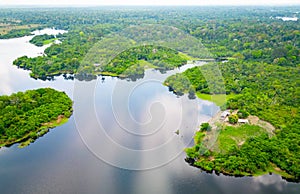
[{"x1": 229, "y1": 114, "x2": 239, "y2": 124}]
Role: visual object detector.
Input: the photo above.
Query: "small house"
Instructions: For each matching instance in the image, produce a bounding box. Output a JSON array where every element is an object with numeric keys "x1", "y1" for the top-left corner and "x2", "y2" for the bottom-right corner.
[
  {"x1": 221, "y1": 110, "x2": 230, "y2": 119},
  {"x1": 238, "y1": 119, "x2": 249, "y2": 124}
]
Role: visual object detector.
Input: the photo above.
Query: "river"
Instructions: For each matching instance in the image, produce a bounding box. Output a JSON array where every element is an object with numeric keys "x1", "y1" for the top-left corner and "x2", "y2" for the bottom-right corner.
[{"x1": 0, "y1": 29, "x2": 299, "y2": 194}]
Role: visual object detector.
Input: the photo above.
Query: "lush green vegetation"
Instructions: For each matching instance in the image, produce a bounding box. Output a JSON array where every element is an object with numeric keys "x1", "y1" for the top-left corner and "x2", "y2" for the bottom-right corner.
[
  {"x1": 164, "y1": 73, "x2": 196, "y2": 97},
  {"x1": 200, "y1": 123, "x2": 211, "y2": 132},
  {"x1": 228, "y1": 114, "x2": 239, "y2": 124},
  {"x1": 29, "y1": 34, "x2": 57, "y2": 47},
  {"x1": 216, "y1": 125, "x2": 267, "y2": 153},
  {"x1": 237, "y1": 110, "x2": 249, "y2": 119},
  {"x1": 1, "y1": 6, "x2": 299, "y2": 181},
  {"x1": 164, "y1": 63, "x2": 225, "y2": 96},
  {"x1": 187, "y1": 132, "x2": 293, "y2": 177},
  {"x1": 0, "y1": 88, "x2": 73, "y2": 148},
  {"x1": 167, "y1": 58, "x2": 300, "y2": 179}
]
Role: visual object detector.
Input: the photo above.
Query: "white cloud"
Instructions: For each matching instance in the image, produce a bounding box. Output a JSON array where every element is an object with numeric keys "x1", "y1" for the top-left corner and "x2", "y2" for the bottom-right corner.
[{"x1": 0, "y1": 0, "x2": 299, "y2": 6}]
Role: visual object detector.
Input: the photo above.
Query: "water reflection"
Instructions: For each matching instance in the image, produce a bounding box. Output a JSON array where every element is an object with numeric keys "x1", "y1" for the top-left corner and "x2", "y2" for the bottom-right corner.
[
  {"x1": 253, "y1": 175, "x2": 288, "y2": 192},
  {"x1": 62, "y1": 73, "x2": 75, "y2": 80},
  {"x1": 74, "y1": 73, "x2": 97, "y2": 81},
  {"x1": 73, "y1": 64, "x2": 219, "y2": 171}
]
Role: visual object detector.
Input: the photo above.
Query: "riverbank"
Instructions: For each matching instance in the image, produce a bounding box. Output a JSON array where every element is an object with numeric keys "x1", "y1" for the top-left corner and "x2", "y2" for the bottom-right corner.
[
  {"x1": 16, "y1": 116, "x2": 69, "y2": 148},
  {"x1": 0, "y1": 115, "x2": 70, "y2": 149}
]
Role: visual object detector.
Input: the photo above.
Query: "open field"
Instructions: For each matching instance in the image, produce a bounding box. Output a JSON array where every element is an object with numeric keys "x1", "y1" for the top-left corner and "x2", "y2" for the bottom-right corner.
[{"x1": 0, "y1": 23, "x2": 39, "y2": 35}]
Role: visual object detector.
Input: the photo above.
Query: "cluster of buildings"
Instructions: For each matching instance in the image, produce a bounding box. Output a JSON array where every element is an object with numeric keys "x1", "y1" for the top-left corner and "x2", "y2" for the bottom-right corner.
[{"x1": 220, "y1": 110, "x2": 249, "y2": 124}]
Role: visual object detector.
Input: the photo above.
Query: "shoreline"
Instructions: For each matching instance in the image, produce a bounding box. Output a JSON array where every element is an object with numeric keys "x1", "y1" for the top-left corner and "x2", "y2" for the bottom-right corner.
[
  {"x1": 186, "y1": 157, "x2": 298, "y2": 182},
  {"x1": 0, "y1": 115, "x2": 71, "y2": 149}
]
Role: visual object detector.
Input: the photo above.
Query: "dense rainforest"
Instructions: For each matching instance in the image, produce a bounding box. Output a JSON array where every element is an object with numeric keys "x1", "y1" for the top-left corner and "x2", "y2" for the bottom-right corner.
[
  {"x1": 0, "y1": 6, "x2": 299, "y2": 181},
  {"x1": 0, "y1": 88, "x2": 73, "y2": 148},
  {"x1": 6, "y1": 7, "x2": 299, "y2": 79}
]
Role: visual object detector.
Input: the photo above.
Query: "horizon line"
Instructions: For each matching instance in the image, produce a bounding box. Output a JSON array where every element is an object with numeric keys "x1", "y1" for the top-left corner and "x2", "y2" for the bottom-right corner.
[{"x1": 1, "y1": 4, "x2": 300, "y2": 7}]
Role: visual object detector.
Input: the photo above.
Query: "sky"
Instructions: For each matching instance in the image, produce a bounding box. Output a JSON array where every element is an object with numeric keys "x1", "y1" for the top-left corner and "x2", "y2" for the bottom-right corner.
[{"x1": 0, "y1": 0, "x2": 300, "y2": 6}]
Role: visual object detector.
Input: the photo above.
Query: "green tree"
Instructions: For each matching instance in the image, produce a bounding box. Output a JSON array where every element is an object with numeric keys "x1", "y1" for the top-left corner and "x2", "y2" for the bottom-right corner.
[
  {"x1": 228, "y1": 114, "x2": 238, "y2": 124},
  {"x1": 200, "y1": 122, "x2": 212, "y2": 131},
  {"x1": 237, "y1": 110, "x2": 249, "y2": 119}
]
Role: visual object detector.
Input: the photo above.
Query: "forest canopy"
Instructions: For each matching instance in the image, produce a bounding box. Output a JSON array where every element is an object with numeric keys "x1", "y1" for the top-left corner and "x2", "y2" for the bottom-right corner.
[{"x1": 6, "y1": 7, "x2": 299, "y2": 80}]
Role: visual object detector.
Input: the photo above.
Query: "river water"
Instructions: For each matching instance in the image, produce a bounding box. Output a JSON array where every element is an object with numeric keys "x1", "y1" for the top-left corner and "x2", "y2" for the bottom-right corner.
[{"x1": 0, "y1": 29, "x2": 299, "y2": 194}]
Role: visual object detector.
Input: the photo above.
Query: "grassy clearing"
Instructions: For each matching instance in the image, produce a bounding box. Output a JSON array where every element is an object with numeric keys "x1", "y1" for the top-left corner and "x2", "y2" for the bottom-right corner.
[
  {"x1": 216, "y1": 124, "x2": 266, "y2": 153},
  {"x1": 43, "y1": 38, "x2": 58, "y2": 45},
  {"x1": 196, "y1": 92, "x2": 235, "y2": 106}
]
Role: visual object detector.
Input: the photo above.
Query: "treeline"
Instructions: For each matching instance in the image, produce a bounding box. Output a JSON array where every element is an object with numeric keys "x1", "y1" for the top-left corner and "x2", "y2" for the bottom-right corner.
[{"x1": 0, "y1": 88, "x2": 73, "y2": 148}]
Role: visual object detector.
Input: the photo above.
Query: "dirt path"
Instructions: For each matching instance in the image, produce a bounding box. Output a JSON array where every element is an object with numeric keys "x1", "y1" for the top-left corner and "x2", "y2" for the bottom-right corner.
[
  {"x1": 248, "y1": 115, "x2": 275, "y2": 136},
  {"x1": 202, "y1": 111, "x2": 223, "y2": 151},
  {"x1": 56, "y1": 115, "x2": 64, "y2": 124}
]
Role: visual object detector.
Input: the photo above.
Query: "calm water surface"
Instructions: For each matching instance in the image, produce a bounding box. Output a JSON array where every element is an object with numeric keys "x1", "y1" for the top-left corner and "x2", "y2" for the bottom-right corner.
[{"x1": 0, "y1": 30, "x2": 299, "y2": 194}]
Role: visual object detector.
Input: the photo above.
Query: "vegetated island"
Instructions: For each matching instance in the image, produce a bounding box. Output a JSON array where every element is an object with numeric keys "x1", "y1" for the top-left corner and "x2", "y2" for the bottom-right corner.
[
  {"x1": 0, "y1": 88, "x2": 73, "y2": 148},
  {"x1": 164, "y1": 61, "x2": 300, "y2": 182},
  {"x1": 29, "y1": 34, "x2": 60, "y2": 47}
]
